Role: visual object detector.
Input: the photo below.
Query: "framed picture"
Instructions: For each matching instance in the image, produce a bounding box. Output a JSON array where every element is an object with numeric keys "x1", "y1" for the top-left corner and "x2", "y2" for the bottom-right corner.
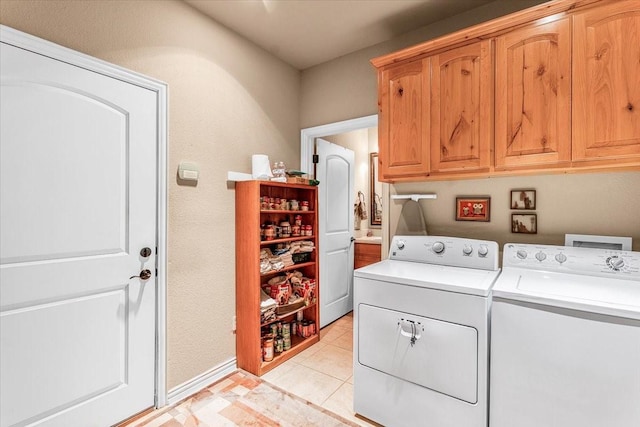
[
  {"x1": 455, "y1": 197, "x2": 490, "y2": 222},
  {"x1": 511, "y1": 189, "x2": 536, "y2": 210},
  {"x1": 512, "y1": 214, "x2": 537, "y2": 234},
  {"x1": 370, "y1": 152, "x2": 382, "y2": 227}
]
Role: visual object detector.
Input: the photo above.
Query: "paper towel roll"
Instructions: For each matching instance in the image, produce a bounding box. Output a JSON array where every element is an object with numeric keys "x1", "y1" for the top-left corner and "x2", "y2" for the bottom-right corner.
[{"x1": 252, "y1": 154, "x2": 273, "y2": 179}]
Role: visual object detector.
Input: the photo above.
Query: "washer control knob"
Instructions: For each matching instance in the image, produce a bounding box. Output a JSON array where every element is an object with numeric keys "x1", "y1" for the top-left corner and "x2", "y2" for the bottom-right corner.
[
  {"x1": 396, "y1": 240, "x2": 405, "y2": 250},
  {"x1": 477, "y1": 244, "x2": 489, "y2": 257},
  {"x1": 463, "y1": 245, "x2": 473, "y2": 256},
  {"x1": 607, "y1": 256, "x2": 625, "y2": 271},
  {"x1": 432, "y1": 241, "x2": 445, "y2": 254},
  {"x1": 555, "y1": 253, "x2": 567, "y2": 264},
  {"x1": 535, "y1": 251, "x2": 547, "y2": 262},
  {"x1": 516, "y1": 249, "x2": 528, "y2": 259}
]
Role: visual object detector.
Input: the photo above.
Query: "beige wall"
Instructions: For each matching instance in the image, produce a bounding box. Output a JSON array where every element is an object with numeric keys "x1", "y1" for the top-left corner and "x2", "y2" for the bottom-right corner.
[
  {"x1": 0, "y1": 0, "x2": 301, "y2": 389},
  {"x1": 391, "y1": 171, "x2": 640, "y2": 252}
]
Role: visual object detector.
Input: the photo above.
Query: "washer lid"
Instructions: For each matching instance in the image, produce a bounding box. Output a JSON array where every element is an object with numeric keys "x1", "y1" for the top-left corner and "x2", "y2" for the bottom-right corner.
[
  {"x1": 493, "y1": 268, "x2": 640, "y2": 320},
  {"x1": 354, "y1": 259, "x2": 500, "y2": 297}
]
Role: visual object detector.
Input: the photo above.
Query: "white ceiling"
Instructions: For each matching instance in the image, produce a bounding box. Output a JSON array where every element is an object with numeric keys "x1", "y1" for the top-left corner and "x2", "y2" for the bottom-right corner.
[{"x1": 184, "y1": 0, "x2": 496, "y2": 70}]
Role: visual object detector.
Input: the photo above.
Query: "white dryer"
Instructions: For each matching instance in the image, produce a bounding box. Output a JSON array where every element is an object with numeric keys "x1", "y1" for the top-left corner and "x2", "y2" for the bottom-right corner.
[
  {"x1": 353, "y1": 235, "x2": 500, "y2": 427},
  {"x1": 490, "y1": 243, "x2": 640, "y2": 427}
]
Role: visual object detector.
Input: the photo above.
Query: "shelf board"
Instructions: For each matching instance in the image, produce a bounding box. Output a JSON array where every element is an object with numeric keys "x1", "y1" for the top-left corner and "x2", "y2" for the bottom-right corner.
[
  {"x1": 260, "y1": 236, "x2": 315, "y2": 246},
  {"x1": 260, "y1": 333, "x2": 320, "y2": 374},
  {"x1": 261, "y1": 302, "x2": 317, "y2": 327},
  {"x1": 260, "y1": 210, "x2": 315, "y2": 214},
  {"x1": 260, "y1": 262, "x2": 315, "y2": 277}
]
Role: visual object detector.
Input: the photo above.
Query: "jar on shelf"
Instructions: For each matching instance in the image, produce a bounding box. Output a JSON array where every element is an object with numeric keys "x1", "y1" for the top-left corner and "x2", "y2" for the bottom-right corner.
[
  {"x1": 279, "y1": 221, "x2": 291, "y2": 238},
  {"x1": 304, "y1": 225, "x2": 313, "y2": 236},
  {"x1": 283, "y1": 335, "x2": 291, "y2": 351},
  {"x1": 262, "y1": 336, "x2": 274, "y2": 362},
  {"x1": 260, "y1": 196, "x2": 269, "y2": 210},
  {"x1": 289, "y1": 199, "x2": 299, "y2": 211},
  {"x1": 264, "y1": 225, "x2": 276, "y2": 240},
  {"x1": 274, "y1": 335, "x2": 284, "y2": 354},
  {"x1": 301, "y1": 201, "x2": 309, "y2": 211},
  {"x1": 294, "y1": 215, "x2": 302, "y2": 226}
]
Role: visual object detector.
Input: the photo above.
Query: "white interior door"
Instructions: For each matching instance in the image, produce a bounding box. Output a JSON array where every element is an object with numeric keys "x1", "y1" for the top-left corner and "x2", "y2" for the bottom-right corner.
[
  {"x1": 316, "y1": 138, "x2": 355, "y2": 327},
  {"x1": 1, "y1": 36, "x2": 158, "y2": 426}
]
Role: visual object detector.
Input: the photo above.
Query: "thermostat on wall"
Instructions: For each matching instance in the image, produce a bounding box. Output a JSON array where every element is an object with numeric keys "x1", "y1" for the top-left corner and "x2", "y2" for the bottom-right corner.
[
  {"x1": 178, "y1": 162, "x2": 199, "y2": 182},
  {"x1": 565, "y1": 234, "x2": 632, "y2": 251}
]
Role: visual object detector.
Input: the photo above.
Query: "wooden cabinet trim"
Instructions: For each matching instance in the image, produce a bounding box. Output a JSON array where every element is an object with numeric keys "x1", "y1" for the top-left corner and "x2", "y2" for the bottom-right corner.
[{"x1": 371, "y1": 0, "x2": 603, "y2": 68}]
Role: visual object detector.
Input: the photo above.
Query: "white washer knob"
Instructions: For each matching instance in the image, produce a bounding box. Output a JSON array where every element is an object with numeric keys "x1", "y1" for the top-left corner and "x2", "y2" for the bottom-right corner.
[
  {"x1": 463, "y1": 245, "x2": 473, "y2": 255},
  {"x1": 516, "y1": 249, "x2": 528, "y2": 259},
  {"x1": 555, "y1": 253, "x2": 567, "y2": 264},
  {"x1": 432, "y1": 241, "x2": 445, "y2": 254},
  {"x1": 607, "y1": 256, "x2": 625, "y2": 270},
  {"x1": 478, "y1": 245, "x2": 489, "y2": 257},
  {"x1": 396, "y1": 240, "x2": 405, "y2": 250},
  {"x1": 535, "y1": 251, "x2": 547, "y2": 262}
]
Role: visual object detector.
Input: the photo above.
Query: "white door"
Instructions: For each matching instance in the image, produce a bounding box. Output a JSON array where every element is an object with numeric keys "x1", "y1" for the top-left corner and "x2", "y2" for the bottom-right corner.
[
  {"x1": 0, "y1": 37, "x2": 157, "y2": 426},
  {"x1": 316, "y1": 138, "x2": 355, "y2": 327}
]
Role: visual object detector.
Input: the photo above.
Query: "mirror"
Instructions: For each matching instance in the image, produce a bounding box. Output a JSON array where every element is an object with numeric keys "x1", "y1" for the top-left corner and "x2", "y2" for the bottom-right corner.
[{"x1": 370, "y1": 152, "x2": 382, "y2": 227}]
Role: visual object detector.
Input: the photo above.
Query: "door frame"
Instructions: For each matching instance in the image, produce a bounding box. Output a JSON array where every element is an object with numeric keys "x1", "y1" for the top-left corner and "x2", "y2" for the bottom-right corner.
[
  {"x1": 1, "y1": 25, "x2": 169, "y2": 408},
  {"x1": 300, "y1": 115, "x2": 390, "y2": 257}
]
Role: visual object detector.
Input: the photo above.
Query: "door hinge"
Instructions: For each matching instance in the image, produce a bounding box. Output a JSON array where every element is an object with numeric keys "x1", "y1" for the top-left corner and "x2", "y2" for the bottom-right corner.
[{"x1": 312, "y1": 154, "x2": 319, "y2": 164}]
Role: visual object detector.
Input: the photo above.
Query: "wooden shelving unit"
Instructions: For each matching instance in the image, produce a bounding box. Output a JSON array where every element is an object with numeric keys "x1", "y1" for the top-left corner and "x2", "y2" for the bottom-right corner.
[{"x1": 235, "y1": 180, "x2": 320, "y2": 376}]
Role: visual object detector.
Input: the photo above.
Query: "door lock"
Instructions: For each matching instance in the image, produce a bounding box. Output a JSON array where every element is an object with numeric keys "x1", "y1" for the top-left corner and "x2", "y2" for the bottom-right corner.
[
  {"x1": 130, "y1": 269, "x2": 152, "y2": 280},
  {"x1": 140, "y1": 247, "x2": 152, "y2": 257}
]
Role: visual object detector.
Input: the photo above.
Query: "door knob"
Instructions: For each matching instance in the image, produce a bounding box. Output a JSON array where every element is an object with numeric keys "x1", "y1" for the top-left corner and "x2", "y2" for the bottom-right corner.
[
  {"x1": 130, "y1": 269, "x2": 152, "y2": 280},
  {"x1": 140, "y1": 247, "x2": 152, "y2": 257}
]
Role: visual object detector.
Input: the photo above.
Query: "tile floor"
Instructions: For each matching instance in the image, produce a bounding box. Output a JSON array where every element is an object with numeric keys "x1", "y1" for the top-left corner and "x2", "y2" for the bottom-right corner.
[
  {"x1": 261, "y1": 312, "x2": 377, "y2": 426},
  {"x1": 124, "y1": 311, "x2": 378, "y2": 427},
  {"x1": 123, "y1": 370, "x2": 360, "y2": 426}
]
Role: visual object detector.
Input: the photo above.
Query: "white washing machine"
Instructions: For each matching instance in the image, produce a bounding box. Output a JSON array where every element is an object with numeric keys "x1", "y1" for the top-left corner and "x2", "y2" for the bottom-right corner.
[
  {"x1": 353, "y1": 235, "x2": 500, "y2": 427},
  {"x1": 490, "y1": 243, "x2": 640, "y2": 427}
]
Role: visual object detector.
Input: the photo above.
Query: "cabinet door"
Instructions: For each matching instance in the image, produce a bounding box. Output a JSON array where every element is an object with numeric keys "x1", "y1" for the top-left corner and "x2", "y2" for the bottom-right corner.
[
  {"x1": 495, "y1": 18, "x2": 571, "y2": 170},
  {"x1": 430, "y1": 41, "x2": 492, "y2": 174},
  {"x1": 572, "y1": 1, "x2": 640, "y2": 163},
  {"x1": 378, "y1": 58, "x2": 430, "y2": 180}
]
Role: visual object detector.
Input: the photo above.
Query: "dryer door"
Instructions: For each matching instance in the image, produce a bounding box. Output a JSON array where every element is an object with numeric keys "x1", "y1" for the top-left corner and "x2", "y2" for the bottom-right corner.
[{"x1": 358, "y1": 303, "x2": 478, "y2": 403}]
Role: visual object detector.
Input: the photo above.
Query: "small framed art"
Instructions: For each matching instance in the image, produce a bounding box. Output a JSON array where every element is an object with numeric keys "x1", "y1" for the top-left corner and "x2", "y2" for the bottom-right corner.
[
  {"x1": 511, "y1": 189, "x2": 536, "y2": 210},
  {"x1": 512, "y1": 213, "x2": 537, "y2": 234},
  {"x1": 455, "y1": 197, "x2": 490, "y2": 222}
]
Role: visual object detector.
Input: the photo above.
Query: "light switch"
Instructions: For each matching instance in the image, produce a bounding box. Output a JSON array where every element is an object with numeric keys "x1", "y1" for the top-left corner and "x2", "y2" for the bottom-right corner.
[{"x1": 178, "y1": 162, "x2": 199, "y2": 182}]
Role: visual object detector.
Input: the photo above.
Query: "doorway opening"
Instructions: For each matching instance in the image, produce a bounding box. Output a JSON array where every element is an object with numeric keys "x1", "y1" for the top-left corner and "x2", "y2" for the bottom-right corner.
[{"x1": 300, "y1": 116, "x2": 388, "y2": 328}]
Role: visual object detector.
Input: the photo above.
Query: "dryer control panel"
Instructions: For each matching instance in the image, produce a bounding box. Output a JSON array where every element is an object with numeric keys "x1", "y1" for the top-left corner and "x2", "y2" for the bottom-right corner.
[
  {"x1": 503, "y1": 243, "x2": 640, "y2": 280},
  {"x1": 389, "y1": 235, "x2": 499, "y2": 271}
]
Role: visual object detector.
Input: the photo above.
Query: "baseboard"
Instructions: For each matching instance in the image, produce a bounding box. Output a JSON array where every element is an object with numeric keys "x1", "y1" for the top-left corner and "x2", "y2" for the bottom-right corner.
[{"x1": 166, "y1": 357, "x2": 237, "y2": 406}]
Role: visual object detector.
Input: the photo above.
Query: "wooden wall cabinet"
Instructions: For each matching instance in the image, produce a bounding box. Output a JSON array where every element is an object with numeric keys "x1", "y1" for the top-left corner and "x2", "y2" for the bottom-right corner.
[
  {"x1": 431, "y1": 41, "x2": 492, "y2": 174},
  {"x1": 372, "y1": 0, "x2": 640, "y2": 183},
  {"x1": 378, "y1": 58, "x2": 430, "y2": 180},
  {"x1": 572, "y1": 0, "x2": 640, "y2": 164},
  {"x1": 495, "y1": 17, "x2": 572, "y2": 170},
  {"x1": 235, "y1": 181, "x2": 320, "y2": 376}
]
